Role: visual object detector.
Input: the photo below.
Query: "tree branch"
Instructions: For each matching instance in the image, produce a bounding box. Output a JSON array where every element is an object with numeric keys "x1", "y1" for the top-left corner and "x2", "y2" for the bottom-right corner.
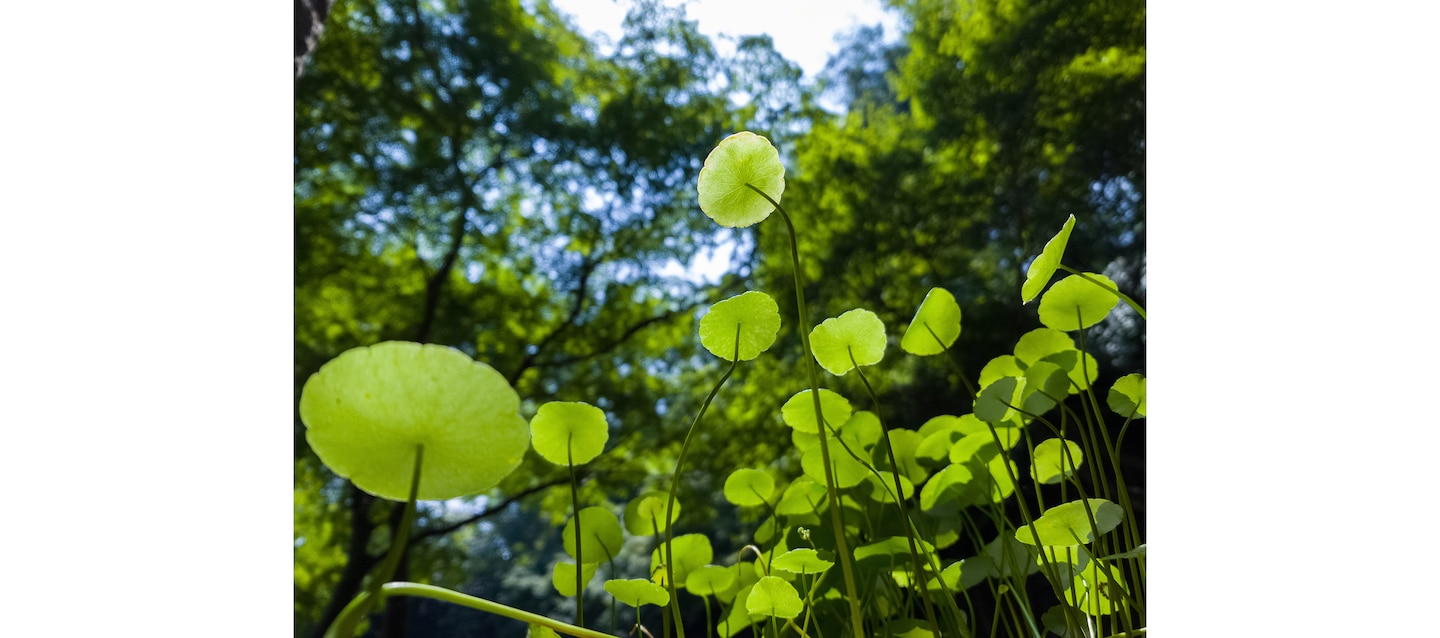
[{"x1": 408, "y1": 478, "x2": 571, "y2": 544}]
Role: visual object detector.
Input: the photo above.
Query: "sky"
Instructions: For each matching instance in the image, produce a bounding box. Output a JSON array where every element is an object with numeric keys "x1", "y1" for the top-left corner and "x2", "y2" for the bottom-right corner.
[{"x1": 548, "y1": 0, "x2": 904, "y2": 80}]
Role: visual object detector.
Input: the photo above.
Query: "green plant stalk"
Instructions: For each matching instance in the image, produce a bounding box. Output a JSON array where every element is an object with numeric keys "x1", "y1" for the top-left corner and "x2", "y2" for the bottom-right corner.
[
  {"x1": 567, "y1": 436, "x2": 585, "y2": 627},
  {"x1": 925, "y1": 324, "x2": 978, "y2": 399},
  {"x1": 371, "y1": 582, "x2": 616, "y2": 638},
  {"x1": 324, "y1": 446, "x2": 424, "y2": 638},
  {"x1": 746, "y1": 183, "x2": 866, "y2": 636},
  {"x1": 662, "y1": 325, "x2": 742, "y2": 638},
  {"x1": 1056, "y1": 264, "x2": 1145, "y2": 320},
  {"x1": 847, "y1": 348, "x2": 945, "y2": 637}
]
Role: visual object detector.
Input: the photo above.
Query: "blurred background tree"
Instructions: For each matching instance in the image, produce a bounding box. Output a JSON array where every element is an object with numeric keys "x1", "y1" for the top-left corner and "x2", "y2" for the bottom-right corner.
[{"x1": 294, "y1": 0, "x2": 1143, "y2": 636}]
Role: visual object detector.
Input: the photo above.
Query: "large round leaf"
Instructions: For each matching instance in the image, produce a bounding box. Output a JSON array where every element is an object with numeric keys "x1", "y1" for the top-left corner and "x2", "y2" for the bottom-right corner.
[
  {"x1": 551, "y1": 561, "x2": 599, "y2": 597},
  {"x1": 746, "y1": 576, "x2": 804, "y2": 619},
  {"x1": 697, "y1": 131, "x2": 785, "y2": 228},
  {"x1": 724, "y1": 468, "x2": 776, "y2": 507},
  {"x1": 776, "y1": 477, "x2": 828, "y2": 515},
  {"x1": 1013, "y1": 328, "x2": 1075, "y2": 366},
  {"x1": 1022, "y1": 214, "x2": 1076, "y2": 303},
  {"x1": 624, "y1": 490, "x2": 679, "y2": 536},
  {"x1": 686, "y1": 565, "x2": 737, "y2": 597},
  {"x1": 1014, "y1": 499, "x2": 1124, "y2": 547},
  {"x1": 977, "y1": 355, "x2": 1026, "y2": 391},
  {"x1": 772, "y1": 548, "x2": 833, "y2": 575},
  {"x1": 1108, "y1": 373, "x2": 1147, "y2": 418},
  {"x1": 780, "y1": 388, "x2": 853, "y2": 434},
  {"x1": 1032, "y1": 438, "x2": 1084, "y2": 484},
  {"x1": 901, "y1": 287, "x2": 962, "y2": 355},
  {"x1": 562, "y1": 506, "x2": 624, "y2": 563},
  {"x1": 529, "y1": 401, "x2": 608, "y2": 466},
  {"x1": 699, "y1": 291, "x2": 781, "y2": 361},
  {"x1": 801, "y1": 438, "x2": 870, "y2": 489},
  {"x1": 651, "y1": 534, "x2": 713, "y2": 588},
  {"x1": 299, "y1": 341, "x2": 529, "y2": 502},
  {"x1": 604, "y1": 579, "x2": 670, "y2": 608},
  {"x1": 809, "y1": 308, "x2": 887, "y2": 375},
  {"x1": 1038, "y1": 273, "x2": 1120, "y2": 331}
]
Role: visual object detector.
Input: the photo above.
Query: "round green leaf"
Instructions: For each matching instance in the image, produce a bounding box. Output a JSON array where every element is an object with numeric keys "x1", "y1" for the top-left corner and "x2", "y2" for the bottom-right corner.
[
  {"x1": 298, "y1": 341, "x2": 529, "y2": 502},
  {"x1": 974, "y1": 377, "x2": 1024, "y2": 424},
  {"x1": 624, "y1": 490, "x2": 679, "y2": 536},
  {"x1": 697, "y1": 131, "x2": 786, "y2": 228},
  {"x1": 562, "y1": 506, "x2": 624, "y2": 563},
  {"x1": 551, "y1": 561, "x2": 599, "y2": 597},
  {"x1": 809, "y1": 308, "x2": 887, "y2": 375},
  {"x1": 1020, "y1": 361, "x2": 1071, "y2": 416},
  {"x1": 724, "y1": 468, "x2": 776, "y2": 507},
  {"x1": 1023, "y1": 214, "x2": 1076, "y2": 303},
  {"x1": 746, "y1": 576, "x2": 804, "y2": 619},
  {"x1": 840, "y1": 410, "x2": 883, "y2": 453},
  {"x1": 801, "y1": 438, "x2": 870, "y2": 489},
  {"x1": 529, "y1": 401, "x2": 608, "y2": 466},
  {"x1": 977, "y1": 355, "x2": 1026, "y2": 391},
  {"x1": 901, "y1": 288, "x2": 962, "y2": 355},
  {"x1": 1038, "y1": 273, "x2": 1120, "y2": 331},
  {"x1": 781, "y1": 388, "x2": 853, "y2": 434},
  {"x1": 772, "y1": 548, "x2": 834, "y2": 575},
  {"x1": 776, "y1": 477, "x2": 829, "y2": 515},
  {"x1": 1032, "y1": 438, "x2": 1084, "y2": 484},
  {"x1": 699, "y1": 291, "x2": 781, "y2": 361},
  {"x1": 1013, "y1": 328, "x2": 1075, "y2": 366},
  {"x1": 651, "y1": 533, "x2": 713, "y2": 588},
  {"x1": 686, "y1": 565, "x2": 737, "y2": 597},
  {"x1": 604, "y1": 578, "x2": 670, "y2": 608},
  {"x1": 1071, "y1": 561, "x2": 1129, "y2": 616},
  {"x1": 1015, "y1": 499, "x2": 1124, "y2": 547},
  {"x1": 1038, "y1": 350, "x2": 1100, "y2": 394},
  {"x1": 866, "y1": 471, "x2": 915, "y2": 503},
  {"x1": 919, "y1": 463, "x2": 982, "y2": 511},
  {"x1": 1108, "y1": 373, "x2": 1146, "y2": 418}
]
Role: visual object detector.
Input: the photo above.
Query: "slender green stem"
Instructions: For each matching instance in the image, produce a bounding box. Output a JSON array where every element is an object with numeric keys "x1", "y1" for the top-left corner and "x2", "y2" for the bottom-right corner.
[
  {"x1": 745, "y1": 183, "x2": 866, "y2": 636},
  {"x1": 663, "y1": 324, "x2": 742, "y2": 638},
  {"x1": 371, "y1": 582, "x2": 616, "y2": 638},
  {"x1": 847, "y1": 348, "x2": 945, "y2": 637},
  {"x1": 926, "y1": 324, "x2": 978, "y2": 399},
  {"x1": 1057, "y1": 264, "x2": 1145, "y2": 320},
  {"x1": 324, "y1": 446, "x2": 424, "y2": 638},
  {"x1": 568, "y1": 436, "x2": 585, "y2": 627}
]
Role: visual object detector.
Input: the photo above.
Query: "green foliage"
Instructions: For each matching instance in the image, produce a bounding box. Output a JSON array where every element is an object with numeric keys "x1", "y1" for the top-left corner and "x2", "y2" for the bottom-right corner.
[
  {"x1": 623, "y1": 490, "x2": 679, "y2": 536},
  {"x1": 562, "y1": 507, "x2": 624, "y2": 563},
  {"x1": 1039, "y1": 273, "x2": 1121, "y2": 331},
  {"x1": 529, "y1": 401, "x2": 608, "y2": 466},
  {"x1": 698, "y1": 291, "x2": 782, "y2": 361},
  {"x1": 1023, "y1": 214, "x2": 1077, "y2": 303},
  {"x1": 1109, "y1": 373, "x2": 1147, "y2": 418},
  {"x1": 809, "y1": 308, "x2": 888, "y2": 375},
  {"x1": 722, "y1": 468, "x2": 776, "y2": 507},
  {"x1": 696, "y1": 131, "x2": 786, "y2": 228},
  {"x1": 550, "y1": 562, "x2": 598, "y2": 597},
  {"x1": 603, "y1": 579, "x2": 671, "y2": 608},
  {"x1": 745, "y1": 576, "x2": 804, "y2": 619},
  {"x1": 298, "y1": 341, "x2": 527, "y2": 501},
  {"x1": 780, "y1": 388, "x2": 853, "y2": 434},
  {"x1": 1015, "y1": 499, "x2": 1125, "y2": 547},
  {"x1": 900, "y1": 288, "x2": 962, "y2": 356}
]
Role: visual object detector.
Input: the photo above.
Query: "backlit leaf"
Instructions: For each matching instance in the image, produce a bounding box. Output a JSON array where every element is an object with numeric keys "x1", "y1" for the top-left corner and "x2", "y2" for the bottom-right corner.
[
  {"x1": 1038, "y1": 273, "x2": 1120, "y2": 331},
  {"x1": 781, "y1": 388, "x2": 853, "y2": 434},
  {"x1": 809, "y1": 308, "x2": 887, "y2": 375},
  {"x1": 562, "y1": 507, "x2": 624, "y2": 563},
  {"x1": 551, "y1": 561, "x2": 599, "y2": 597},
  {"x1": 1032, "y1": 438, "x2": 1083, "y2": 484},
  {"x1": 901, "y1": 287, "x2": 962, "y2": 356},
  {"x1": 529, "y1": 401, "x2": 608, "y2": 466},
  {"x1": 686, "y1": 565, "x2": 737, "y2": 597},
  {"x1": 623, "y1": 490, "x2": 679, "y2": 536},
  {"x1": 651, "y1": 534, "x2": 713, "y2": 587},
  {"x1": 1015, "y1": 499, "x2": 1124, "y2": 547},
  {"x1": 772, "y1": 548, "x2": 834, "y2": 574},
  {"x1": 299, "y1": 341, "x2": 528, "y2": 501},
  {"x1": 1108, "y1": 373, "x2": 1146, "y2": 418},
  {"x1": 604, "y1": 578, "x2": 670, "y2": 608},
  {"x1": 746, "y1": 576, "x2": 804, "y2": 619},
  {"x1": 697, "y1": 131, "x2": 786, "y2": 228},
  {"x1": 1022, "y1": 214, "x2": 1075, "y2": 303},
  {"x1": 699, "y1": 291, "x2": 782, "y2": 361},
  {"x1": 724, "y1": 468, "x2": 776, "y2": 507}
]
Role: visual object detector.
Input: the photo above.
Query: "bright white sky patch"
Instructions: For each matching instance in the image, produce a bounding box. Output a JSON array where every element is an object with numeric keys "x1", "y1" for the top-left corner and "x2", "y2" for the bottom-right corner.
[{"x1": 550, "y1": 0, "x2": 902, "y2": 79}]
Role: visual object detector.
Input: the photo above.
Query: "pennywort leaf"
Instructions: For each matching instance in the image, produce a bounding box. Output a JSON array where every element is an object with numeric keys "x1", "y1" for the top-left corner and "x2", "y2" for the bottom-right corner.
[
  {"x1": 551, "y1": 562, "x2": 599, "y2": 597},
  {"x1": 697, "y1": 131, "x2": 785, "y2": 228},
  {"x1": 699, "y1": 291, "x2": 781, "y2": 361},
  {"x1": 529, "y1": 401, "x2": 608, "y2": 466},
  {"x1": 562, "y1": 507, "x2": 624, "y2": 563},
  {"x1": 1108, "y1": 373, "x2": 1147, "y2": 418},
  {"x1": 604, "y1": 579, "x2": 670, "y2": 608},
  {"x1": 1023, "y1": 214, "x2": 1076, "y2": 303},
  {"x1": 809, "y1": 308, "x2": 887, "y2": 375},
  {"x1": 298, "y1": 341, "x2": 529, "y2": 502},
  {"x1": 901, "y1": 287, "x2": 962, "y2": 355},
  {"x1": 746, "y1": 576, "x2": 804, "y2": 619},
  {"x1": 724, "y1": 468, "x2": 776, "y2": 507},
  {"x1": 623, "y1": 490, "x2": 679, "y2": 536},
  {"x1": 1038, "y1": 273, "x2": 1120, "y2": 331},
  {"x1": 780, "y1": 388, "x2": 853, "y2": 434},
  {"x1": 1014, "y1": 499, "x2": 1124, "y2": 547}
]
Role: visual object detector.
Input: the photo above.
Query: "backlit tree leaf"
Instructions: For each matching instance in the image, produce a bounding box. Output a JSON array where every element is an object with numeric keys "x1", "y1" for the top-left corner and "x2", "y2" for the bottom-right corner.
[
  {"x1": 809, "y1": 308, "x2": 887, "y2": 375},
  {"x1": 298, "y1": 341, "x2": 529, "y2": 501},
  {"x1": 529, "y1": 401, "x2": 608, "y2": 466},
  {"x1": 697, "y1": 131, "x2": 786, "y2": 228},
  {"x1": 901, "y1": 287, "x2": 962, "y2": 355},
  {"x1": 699, "y1": 291, "x2": 782, "y2": 361}
]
